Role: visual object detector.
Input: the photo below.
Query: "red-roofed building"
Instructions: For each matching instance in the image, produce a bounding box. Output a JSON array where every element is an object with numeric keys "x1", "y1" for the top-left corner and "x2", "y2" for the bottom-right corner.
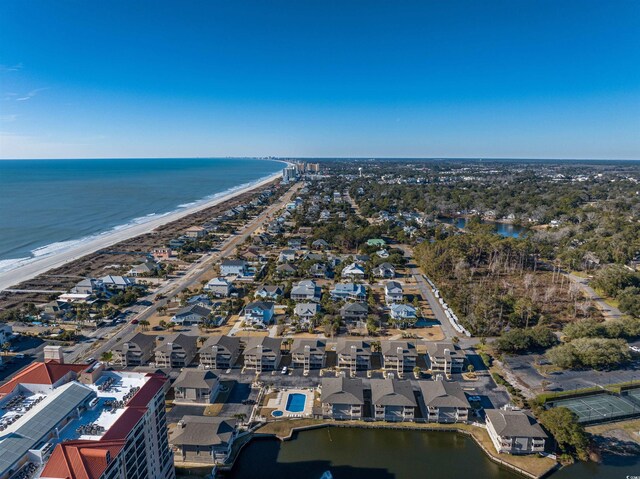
[
  {"x1": 0, "y1": 360, "x2": 87, "y2": 397},
  {"x1": 40, "y1": 440, "x2": 126, "y2": 479}
]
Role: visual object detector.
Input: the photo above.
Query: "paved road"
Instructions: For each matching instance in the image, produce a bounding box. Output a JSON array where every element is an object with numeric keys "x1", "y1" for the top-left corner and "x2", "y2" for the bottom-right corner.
[
  {"x1": 76, "y1": 183, "x2": 302, "y2": 363},
  {"x1": 567, "y1": 273, "x2": 623, "y2": 320}
]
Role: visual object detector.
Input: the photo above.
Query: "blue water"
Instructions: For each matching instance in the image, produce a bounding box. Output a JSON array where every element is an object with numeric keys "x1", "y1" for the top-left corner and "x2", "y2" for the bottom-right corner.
[
  {"x1": 438, "y1": 217, "x2": 527, "y2": 238},
  {"x1": 0, "y1": 158, "x2": 283, "y2": 268},
  {"x1": 285, "y1": 393, "x2": 306, "y2": 413}
]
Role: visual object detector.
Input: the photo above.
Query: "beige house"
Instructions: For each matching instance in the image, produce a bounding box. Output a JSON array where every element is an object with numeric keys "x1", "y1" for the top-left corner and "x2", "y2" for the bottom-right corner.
[
  {"x1": 370, "y1": 378, "x2": 416, "y2": 422},
  {"x1": 426, "y1": 342, "x2": 466, "y2": 375},
  {"x1": 320, "y1": 377, "x2": 365, "y2": 420},
  {"x1": 485, "y1": 409, "x2": 547, "y2": 455},
  {"x1": 418, "y1": 380, "x2": 470, "y2": 423},
  {"x1": 381, "y1": 341, "x2": 418, "y2": 377},
  {"x1": 170, "y1": 416, "x2": 237, "y2": 464},
  {"x1": 199, "y1": 335, "x2": 241, "y2": 370},
  {"x1": 173, "y1": 370, "x2": 220, "y2": 403},
  {"x1": 336, "y1": 339, "x2": 372, "y2": 374},
  {"x1": 243, "y1": 337, "x2": 282, "y2": 372},
  {"x1": 291, "y1": 339, "x2": 326, "y2": 372},
  {"x1": 112, "y1": 332, "x2": 155, "y2": 367},
  {"x1": 154, "y1": 333, "x2": 198, "y2": 368}
]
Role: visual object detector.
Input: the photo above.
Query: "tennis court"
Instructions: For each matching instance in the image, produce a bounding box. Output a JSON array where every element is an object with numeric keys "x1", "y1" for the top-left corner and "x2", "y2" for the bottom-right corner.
[{"x1": 548, "y1": 394, "x2": 640, "y2": 424}]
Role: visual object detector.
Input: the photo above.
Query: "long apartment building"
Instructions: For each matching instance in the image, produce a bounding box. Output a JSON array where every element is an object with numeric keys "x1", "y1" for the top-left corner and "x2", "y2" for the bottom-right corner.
[{"x1": 0, "y1": 359, "x2": 174, "y2": 479}]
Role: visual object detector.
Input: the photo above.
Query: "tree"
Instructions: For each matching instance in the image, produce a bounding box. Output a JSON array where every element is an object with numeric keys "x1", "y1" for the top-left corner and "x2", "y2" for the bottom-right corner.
[
  {"x1": 100, "y1": 351, "x2": 113, "y2": 366},
  {"x1": 138, "y1": 319, "x2": 150, "y2": 331},
  {"x1": 547, "y1": 338, "x2": 631, "y2": 370},
  {"x1": 467, "y1": 364, "x2": 475, "y2": 374},
  {"x1": 539, "y1": 407, "x2": 590, "y2": 461},
  {"x1": 1, "y1": 342, "x2": 10, "y2": 355}
]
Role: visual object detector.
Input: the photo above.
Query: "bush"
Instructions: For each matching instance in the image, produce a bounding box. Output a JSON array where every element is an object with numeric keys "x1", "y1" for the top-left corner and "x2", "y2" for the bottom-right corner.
[{"x1": 547, "y1": 338, "x2": 631, "y2": 370}]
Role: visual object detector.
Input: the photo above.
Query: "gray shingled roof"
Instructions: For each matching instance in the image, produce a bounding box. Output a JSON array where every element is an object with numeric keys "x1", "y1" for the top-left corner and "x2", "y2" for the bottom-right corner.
[
  {"x1": 198, "y1": 335, "x2": 241, "y2": 356},
  {"x1": 321, "y1": 377, "x2": 364, "y2": 405},
  {"x1": 419, "y1": 380, "x2": 470, "y2": 408},
  {"x1": 370, "y1": 378, "x2": 417, "y2": 407},
  {"x1": 426, "y1": 342, "x2": 465, "y2": 359},
  {"x1": 336, "y1": 339, "x2": 372, "y2": 356},
  {"x1": 291, "y1": 339, "x2": 326, "y2": 355},
  {"x1": 381, "y1": 341, "x2": 418, "y2": 357},
  {"x1": 170, "y1": 416, "x2": 236, "y2": 446},
  {"x1": 243, "y1": 336, "x2": 282, "y2": 355},
  {"x1": 485, "y1": 410, "x2": 547, "y2": 438},
  {"x1": 173, "y1": 370, "x2": 218, "y2": 390}
]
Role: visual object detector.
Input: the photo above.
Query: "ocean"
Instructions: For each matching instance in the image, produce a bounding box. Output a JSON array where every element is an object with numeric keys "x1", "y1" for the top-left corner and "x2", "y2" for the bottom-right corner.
[{"x1": 0, "y1": 158, "x2": 283, "y2": 272}]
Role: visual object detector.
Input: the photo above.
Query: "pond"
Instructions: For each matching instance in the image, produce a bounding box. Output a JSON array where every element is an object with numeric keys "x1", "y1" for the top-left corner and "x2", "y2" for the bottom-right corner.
[{"x1": 437, "y1": 217, "x2": 528, "y2": 238}]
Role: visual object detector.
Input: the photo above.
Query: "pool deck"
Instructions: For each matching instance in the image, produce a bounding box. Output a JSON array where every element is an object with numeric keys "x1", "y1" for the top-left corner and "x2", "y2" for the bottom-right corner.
[{"x1": 265, "y1": 388, "x2": 314, "y2": 418}]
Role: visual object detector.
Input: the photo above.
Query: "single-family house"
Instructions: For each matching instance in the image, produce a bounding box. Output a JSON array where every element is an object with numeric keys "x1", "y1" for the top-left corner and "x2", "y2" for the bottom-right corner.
[
  {"x1": 290, "y1": 280, "x2": 321, "y2": 302},
  {"x1": 384, "y1": 281, "x2": 403, "y2": 304},
  {"x1": 294, "y1": 303, "x2": 320, "y2": 325},
  {"x1": 376, "y1": 249, "x2": 389, "y2": 259},
  {"x1": 370, "y1": 378, "x2": 416, "y2": 422},
  {"x1": 389, "y1": 304, "x2": 417, "y2": 327},
  {"x1": 381, "y1": 341, "x2": 418, "y2": 376},
  {"x1": 71, "y1": 278, "x2": 105, "y2": 295},
  {"x1": 330, "y1": 283, "x2": 367, "y2": 302},
  {"x1": 173, "y1": 370, "x2": 220, "y2": 403},
  {"x1": 185, "y1": 226, "x2": 207, "y2": 239},
  {"x1": 309, "y1": 262, "x2": 329, "y2": 278},
  {"x1": 254, "y1": 284, "x2": 284, "y2": 300},
  {"x1": 373, "y1": 262, "x2": 396, "y2": 278},
  {"x1": 339, "y1": 302, "x2": 368, "y2": 323},
  {"x1": 336, "y1": 339, "x2": 372, "y2": 372},
  {"x1": 112, "y1": 332, "x2": 155, "y2": 367},
  {"x1": 485, "y1": 409, "x2": 547, "y2": 455},
  {"x1": 312, "y1": 239, "x2": 330, "y2": 250},
  {"x1": 366, "y1": 238, "x2": 386, "y2": 247},
  {"x1": 154, "y1": 333, "x2": 198, "y2": 368},
  {"x1": 220, "y1": 260, "x2": 248, "y2": 277},
  {"x1": 418, "y1": 380, "x2": 470, "y2": 423},
  {"x1": 243, "y1": 301, "x2": 275, "y2": 327},
  {"x1": 278, "y1": 249, "x2": 297, "y2": 263},
  {"x1": 100, "y1": 275, "x2": 136, "y2": 290},
  {"x1": 127, "y1": 260, "x2": 159, "y2": 277},
  {"x1": 426, "y1": 342, "x2": 466, "y2": 375},
  {"x1": 152, "y1": 247, "x2": 173, "y2": 260},
  {"x1": 171, "y1": 304, "x2": 212, "y2": 326},
  {"x1": 199, "y1": 335, "x2": 241, "y2": 370},
  {"x1": 341, "y1": 262, "x2": 365, "y2": 279},
  {"x1": 204, "y1": 277, "x2": 232, "y2": 297},
  {"x1": 320, "y1": 377, "x2": 365, "y2": 420},
  {"x1": 276, "y1": 263, "x2": 297, "y2": 277},
  {"x1": 291, "y1": 339, "x2": 326, "y2": 372},
  {"x1": 171, "y1": 416, "x2": 237, "y2": 464},
  {"x1": 243, "y1": 337, "x2": 282, "y2": 372}
]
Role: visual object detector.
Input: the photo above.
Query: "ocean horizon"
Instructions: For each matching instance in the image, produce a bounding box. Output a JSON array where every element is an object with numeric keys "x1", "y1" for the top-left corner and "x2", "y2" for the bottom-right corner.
[{"x1": 0, "y1": 158, "x2": 284, "y2": 272}]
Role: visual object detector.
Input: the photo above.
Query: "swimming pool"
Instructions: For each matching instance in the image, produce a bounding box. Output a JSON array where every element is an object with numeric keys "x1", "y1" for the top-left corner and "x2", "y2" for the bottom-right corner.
[
  {"x1": 271, "y1": 410, "x2": 284, "y2": 417},
  {"x1": 285, "y1": 393, "x2": 306, "y2": 413}
]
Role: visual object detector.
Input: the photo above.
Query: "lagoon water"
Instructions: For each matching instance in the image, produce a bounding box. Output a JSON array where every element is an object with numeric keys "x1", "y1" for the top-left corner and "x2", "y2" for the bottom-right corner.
[
  {"x1": 224, "y1": 428, "x2": 639, "y2": 479},
  {"x1": 0, "y1": 158, "x2": 283, "y2": 270}
]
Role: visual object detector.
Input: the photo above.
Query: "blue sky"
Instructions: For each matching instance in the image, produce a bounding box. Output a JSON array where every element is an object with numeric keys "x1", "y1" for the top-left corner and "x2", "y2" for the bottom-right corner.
[{"x1": 1, "y1": 0, "x2": 638, "y2": 159}]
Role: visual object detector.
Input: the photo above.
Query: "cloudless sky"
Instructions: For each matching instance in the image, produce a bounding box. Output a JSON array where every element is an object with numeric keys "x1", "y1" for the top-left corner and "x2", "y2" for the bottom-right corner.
[{"x1": 0, "y1": 0, "x2": 639, "y2": 159}]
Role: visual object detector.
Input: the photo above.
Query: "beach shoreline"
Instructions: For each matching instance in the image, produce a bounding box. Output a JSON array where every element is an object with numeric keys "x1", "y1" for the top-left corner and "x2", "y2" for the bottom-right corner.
[{"x1": 0, "y1": 169, "x2": 284, "y2": 292}]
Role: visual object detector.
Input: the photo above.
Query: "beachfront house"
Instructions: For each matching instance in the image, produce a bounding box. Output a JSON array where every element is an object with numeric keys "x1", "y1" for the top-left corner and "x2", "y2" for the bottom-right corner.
[
  {"x1": 341, "y1": 262, "x2": 366, "y2": 279},
  {"x1": 291, "y1": 339, "x2": 326, "y2": 372},
  {"x1": 418, "y1": 380, "x2": 471, "y2": 423},
  {"x1": 173, "y1": 370, "x2": 220, "y2": 403},
  {"x1": 170, "y1": 416, "x2": 237, "y2": 465},
  {"x1": 320, "y1": 377, "x2": 365, "y2": 420},
  {"x1": 220, "y1": 259, "x2": 248, "y2": 277},
  {"x1": 370, "y1": 378, "x2": 417, "y2": 422},
  {"x1": 381, "y1": 341, "x2": 418, "y2": 377},
  {"x1": 336, "y1": 339, "x2": 372, "y2": 373},
  {"x1": 127, "y1": 260, "x2": 159, "y2": 277},
  {"x1": 199, "y1": 335, "x2": 241, "y2": 370},
  {"x1": 171, "y1": 304, "x2": 212, "y2": 326},
  {"x1": 485, "y1": 409, "x2": 547, "y2": 455},
  {"x1": 154, "y1": 333, "x2": 198, "y2": 368},
  {"x1": 330, "y1": 283, "x2": 367, "y2": 302},
  {"x1": 111, "y1": 332, "x2": 155, "y2": 367},
  {"x1": 243, "y1": 301, "x2": 275, "y2": 327},
  {"x1": 384, "y1": 281, "x2": 403, "y2": 304},
  {"x1": 290, "y1": 280, "x2": 321, "y2": 302},
  {"x1": 243, "y1": 337, "x2": 282, "y2": 372},
  {"x1": 204, "y1": 277, "x2": 232, "y2": 297},
  {"x1": 426, "y1": 342, "x2": 466, "y2": 375},
  {"x1": 254, "y1": 284, "x2": 284, "y2": 300},
  {"x1": 185, "y1": 225, "x2": 207, "y2": 239},
  {"x1": 71, "y1": 278, "x2": 105, "y2": 295}
]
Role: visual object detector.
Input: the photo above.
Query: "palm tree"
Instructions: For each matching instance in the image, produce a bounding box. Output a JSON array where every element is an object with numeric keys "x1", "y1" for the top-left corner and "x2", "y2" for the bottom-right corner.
[
  {"x1": 101, "y1": 351, "x2": 113, "y2": 366},
  {"x1": 138, "y1": 319, "x2": 150, "y2": 331},
  {"x1": 1, "y1": 342, "x2": 10, "y2": 356}
]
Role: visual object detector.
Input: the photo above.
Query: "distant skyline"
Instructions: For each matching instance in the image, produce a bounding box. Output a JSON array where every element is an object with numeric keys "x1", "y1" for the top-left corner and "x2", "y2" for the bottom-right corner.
[{"x1": 1, "y1": 0, "x2": 639, "y2": 160}]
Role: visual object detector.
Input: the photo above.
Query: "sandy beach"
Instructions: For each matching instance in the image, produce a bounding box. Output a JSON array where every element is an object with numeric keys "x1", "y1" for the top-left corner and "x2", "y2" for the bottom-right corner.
[{"x1": 0, "y1": 171, "x2": 282, "y2": 292}]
